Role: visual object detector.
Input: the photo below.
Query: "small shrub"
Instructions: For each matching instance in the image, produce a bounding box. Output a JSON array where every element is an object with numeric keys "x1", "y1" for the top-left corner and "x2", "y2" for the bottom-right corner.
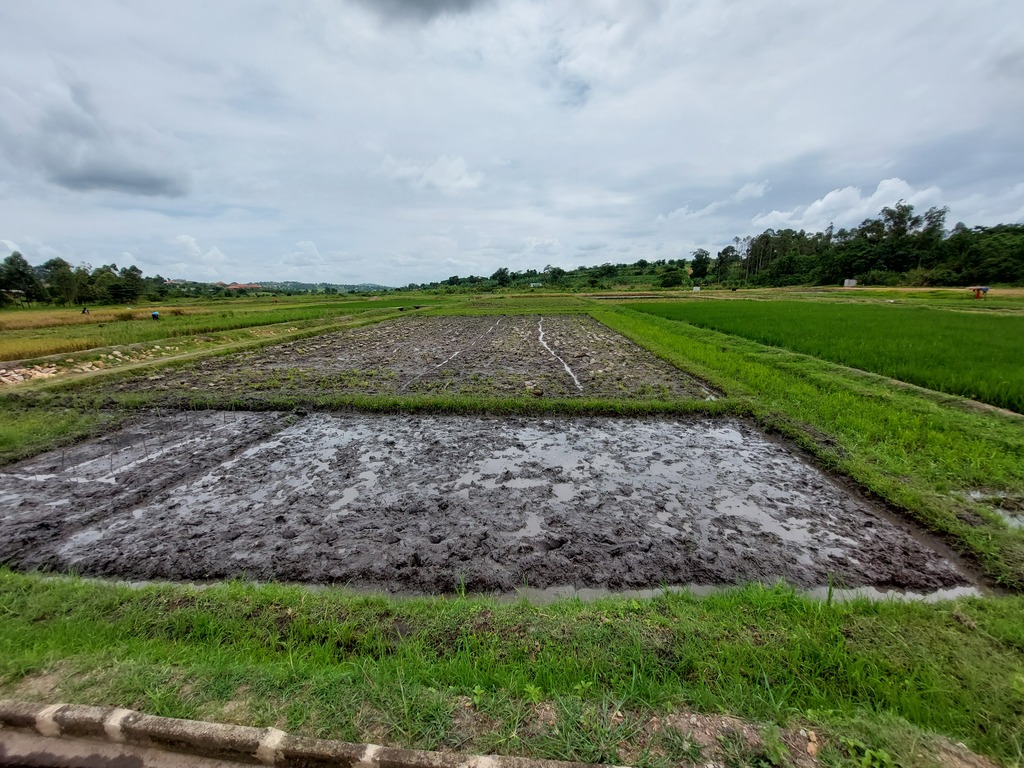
[{"x1": 855, "y1": 269, "x2": 901, "y2": 286}]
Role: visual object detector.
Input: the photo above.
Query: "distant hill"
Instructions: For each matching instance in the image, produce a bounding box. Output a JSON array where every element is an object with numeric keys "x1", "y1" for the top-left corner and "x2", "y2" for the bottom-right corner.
[{"x1": 256, "y1": 281, "x2": 392, "y2": 293}]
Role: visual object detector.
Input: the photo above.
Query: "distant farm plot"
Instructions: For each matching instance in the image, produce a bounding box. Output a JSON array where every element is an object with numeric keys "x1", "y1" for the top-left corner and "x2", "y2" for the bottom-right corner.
[
  {"x1": 103, "y1": 314, "x2": 714, "y2": 403},
  {"x1": 0, "y1": 299, "x2": 433, "y2": 362},
  {"x1": 633, "y1": 300, "x2": 1024, "y2": 412}
]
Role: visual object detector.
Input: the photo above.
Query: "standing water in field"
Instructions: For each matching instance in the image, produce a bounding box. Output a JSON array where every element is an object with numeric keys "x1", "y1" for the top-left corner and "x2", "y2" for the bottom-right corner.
[{"x1": 0, "y1": 412, "x2": 972, "y2": 594}]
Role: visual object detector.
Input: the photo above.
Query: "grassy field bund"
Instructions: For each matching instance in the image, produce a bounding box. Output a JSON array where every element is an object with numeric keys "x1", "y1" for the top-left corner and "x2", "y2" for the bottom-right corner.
[{"x1": 2, "y1": 289, "x2": 1023, "y2": 768}]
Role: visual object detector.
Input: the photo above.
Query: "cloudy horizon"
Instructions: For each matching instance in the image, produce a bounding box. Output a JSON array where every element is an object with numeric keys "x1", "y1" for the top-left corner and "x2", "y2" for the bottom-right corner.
[{"x1": 2, "y1": 1, "x2": 1022, "y2": 286}]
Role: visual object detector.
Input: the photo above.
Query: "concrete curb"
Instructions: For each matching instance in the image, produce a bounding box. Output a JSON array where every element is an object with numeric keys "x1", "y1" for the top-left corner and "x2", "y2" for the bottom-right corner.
[{"x1": 0, "y1": 699, "x2": 621, "y2": 768}]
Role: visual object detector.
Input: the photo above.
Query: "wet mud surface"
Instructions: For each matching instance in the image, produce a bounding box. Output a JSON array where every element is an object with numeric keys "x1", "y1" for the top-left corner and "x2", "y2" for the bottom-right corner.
[
  {"x1": 0, "y1": 412, "x2": 969, "y2": 593},
  {"x1": 105, "y1": 314, "x2": 714, "y2": 400}
]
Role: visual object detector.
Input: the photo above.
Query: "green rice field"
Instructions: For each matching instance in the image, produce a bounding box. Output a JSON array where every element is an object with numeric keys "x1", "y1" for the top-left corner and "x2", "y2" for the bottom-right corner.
[{"x1": 633, "y1": 300, "x2": 1024, "y2": 413}]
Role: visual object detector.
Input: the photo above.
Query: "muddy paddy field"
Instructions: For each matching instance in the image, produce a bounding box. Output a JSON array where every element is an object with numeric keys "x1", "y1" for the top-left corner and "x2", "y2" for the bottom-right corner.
[
  {"x1": 104, "y1": 314, "x2": 715, "y2": 401},
  {"x1": 0, "y1": 313, "x2": 981, "y2": 597},
  {"x1": 0, "y1": 410, "x2": 972, "y2": 595}
]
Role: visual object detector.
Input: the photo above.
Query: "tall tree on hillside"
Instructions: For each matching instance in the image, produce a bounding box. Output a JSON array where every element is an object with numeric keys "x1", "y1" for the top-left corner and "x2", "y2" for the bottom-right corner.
[
  {"x1": 115, "y1": 265, "x2": 145, "y2": 302},
  {"x1": 38, "y1": 257, "x2": 79, "y2": 305},
  {"x1": 490, "y1": 267, "x2": 511, "y2": 286},
  {"x1": 915, "y1": 206, "x2": 949, "y2": 269},
  {"x1": 713, "y1": 245, "x2": 740, "y2": 282},
  {"x1": 543, "y1": 265, "x2": 566, "y2": 284},
  {"x1": 90, "y1": 264, "x2": 121, "y2": 303},
  {"x1": 0, "y1": 252, "x2": 47, "y2": 302},
  {"x1": 879, "y1": 201, "x2": 923, "y2": 273},
  {"x1": 689, "y1": 249, "x2": 711, "y2": 280}
]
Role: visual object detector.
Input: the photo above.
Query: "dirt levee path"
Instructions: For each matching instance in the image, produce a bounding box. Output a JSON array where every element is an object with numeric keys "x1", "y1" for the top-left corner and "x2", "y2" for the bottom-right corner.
[
  {"x1": 105, "y1": 315, "x2": 714, "y2": 400},
  {"x1": 0, "y1": 413, "x2": 967, "y2": 593}
]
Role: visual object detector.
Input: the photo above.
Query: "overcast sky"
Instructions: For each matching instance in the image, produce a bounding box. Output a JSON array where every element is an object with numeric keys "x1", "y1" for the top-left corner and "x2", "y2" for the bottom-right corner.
[{"x1": 2, "y1": 1, "x2": 1023, "y2": 286}]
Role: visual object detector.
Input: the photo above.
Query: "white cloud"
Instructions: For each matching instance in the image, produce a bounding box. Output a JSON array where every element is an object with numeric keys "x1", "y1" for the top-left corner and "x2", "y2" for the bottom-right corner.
[
  {"x1": 657, "y1": 181, "x2": 770, "y2": 224},
  {"x1": 0, "y1": 2, "x2": 1020, "y2": 285},
  {"x1": 751, "y1": 178, "x2": 943, "y2": 231},
  {"x1": 948, "y1": 183, "x2": 1024, "y2": 225},
  {"x1": 173, "y1": 235, "x2": 230, "y2": 278},
  {"x1": 381, "y1": 154, "x2": 483, "y2": 195},
  {"x1": 734, "y1": 181, "x2": 769, "y2": 202},
  {"x1": 282, "y1": 241, "x2": 330, "y2": 268},
  {"x1": 522, "y1": 237, "x2": 563, "y2": 257}
]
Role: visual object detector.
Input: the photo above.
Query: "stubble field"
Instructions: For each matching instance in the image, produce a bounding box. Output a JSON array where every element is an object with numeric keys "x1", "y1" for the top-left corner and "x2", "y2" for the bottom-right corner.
[{"x1": 100, "y1": 314, "x2": 715, "y2": 402}]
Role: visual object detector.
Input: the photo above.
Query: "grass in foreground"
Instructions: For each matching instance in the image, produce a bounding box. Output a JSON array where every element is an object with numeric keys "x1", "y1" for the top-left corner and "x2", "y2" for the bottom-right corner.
[
  {"x1": 1, "y1": 572, "x2": 1021, "y2": 767},
  {"x1": 631, "y1": 300, "x2": 1024, "y2": 413}
]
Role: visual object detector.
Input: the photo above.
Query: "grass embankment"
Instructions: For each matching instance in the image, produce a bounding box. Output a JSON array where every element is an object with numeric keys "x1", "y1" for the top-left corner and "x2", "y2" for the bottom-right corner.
[
  {"x1": 597, "y1": 307, "x2": 1024, "y2": 590},
  {"x1": 21, "y1": 392, "x2": 742, "y2": 419},
  {"x1": 0, "y1": 408, "x2": 127, "y2": 465},
  {"x1": 631, "y1": 301, "x2": 1024, "y2": 413},
  {"x1": 2, "y1": 572, "x2": 1022, "y2": 768},
  {"x1": 816, "y1": 287, "x2": 1024, "y2": 311},
  {"x1": 423, "y1": 294, "x2": 598, "y2": 316}
]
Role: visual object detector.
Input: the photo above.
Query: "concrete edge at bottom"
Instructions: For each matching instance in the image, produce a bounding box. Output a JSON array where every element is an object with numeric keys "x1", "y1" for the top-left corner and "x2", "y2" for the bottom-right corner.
[{"x1": 0, "y1": 700, "x2": 626, "y2": 768}]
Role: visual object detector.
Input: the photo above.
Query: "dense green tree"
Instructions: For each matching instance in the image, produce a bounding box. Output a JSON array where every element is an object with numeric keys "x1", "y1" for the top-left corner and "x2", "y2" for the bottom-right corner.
[
  {"x1": 0, "y1": 252, "x2": 47, "y2": 302},
  {"x1": 490, "y1": 267, "x2": 511, "y2": 286},
  {"x1": 713, "y1": 245, "x2": 740, "y2": 283},
  {"x1": 113, "y1": 265, "x2": 145, "y2": 303},
  {"x1": 38, "y1": 258, "x2": 79, "y2": 305},
  {"x1": 543, "y1": 265, "x2": 566, "y2": 284},
  {"x1": 689, "y1": 249, "x2": 711, "y2": 280},
  {"x1": 89, "y1": 265, "x2": 121, "y2": 303},
  {"x1": 659, "y1": 269, "x2": 683, "y2": 288}
]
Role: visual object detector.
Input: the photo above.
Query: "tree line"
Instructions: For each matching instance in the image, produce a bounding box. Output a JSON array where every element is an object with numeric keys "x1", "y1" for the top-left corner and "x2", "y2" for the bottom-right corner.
[
  {"x1": 407, "y1": 202, "x2": 1023, "y2": 291},
  {"x1": 712, "y1": 203, "x2": 1023, "y2": 287},
  {"x1": 4, "y1": 202, "x2": 1022, "y2": 304},
  {"x1": 0, "y1": 253, "x2": 215, "y2": 306}
]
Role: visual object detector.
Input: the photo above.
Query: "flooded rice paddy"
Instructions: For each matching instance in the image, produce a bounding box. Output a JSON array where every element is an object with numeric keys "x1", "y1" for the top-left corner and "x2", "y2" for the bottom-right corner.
[{"x1": 0, "y1": 411, "x2": 973, "y2": 595}]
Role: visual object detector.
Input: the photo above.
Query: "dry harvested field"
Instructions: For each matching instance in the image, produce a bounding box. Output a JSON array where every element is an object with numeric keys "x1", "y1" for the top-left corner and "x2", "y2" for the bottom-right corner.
[
  {"x1": 104, "y1": 314, "x2": 715, "y2": 401},
  {"x1": 0, "y1": 411, "x2": 973, "y2": 594}
]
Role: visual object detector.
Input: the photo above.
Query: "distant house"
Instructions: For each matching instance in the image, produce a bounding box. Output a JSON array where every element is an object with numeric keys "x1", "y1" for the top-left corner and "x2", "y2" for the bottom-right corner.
[
  {"x1": 529, "y1": 282, "x2": 543, "y2": 288},
  {"x1": 227, "y1": 283, "x2": 263, "y2": 291}
]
